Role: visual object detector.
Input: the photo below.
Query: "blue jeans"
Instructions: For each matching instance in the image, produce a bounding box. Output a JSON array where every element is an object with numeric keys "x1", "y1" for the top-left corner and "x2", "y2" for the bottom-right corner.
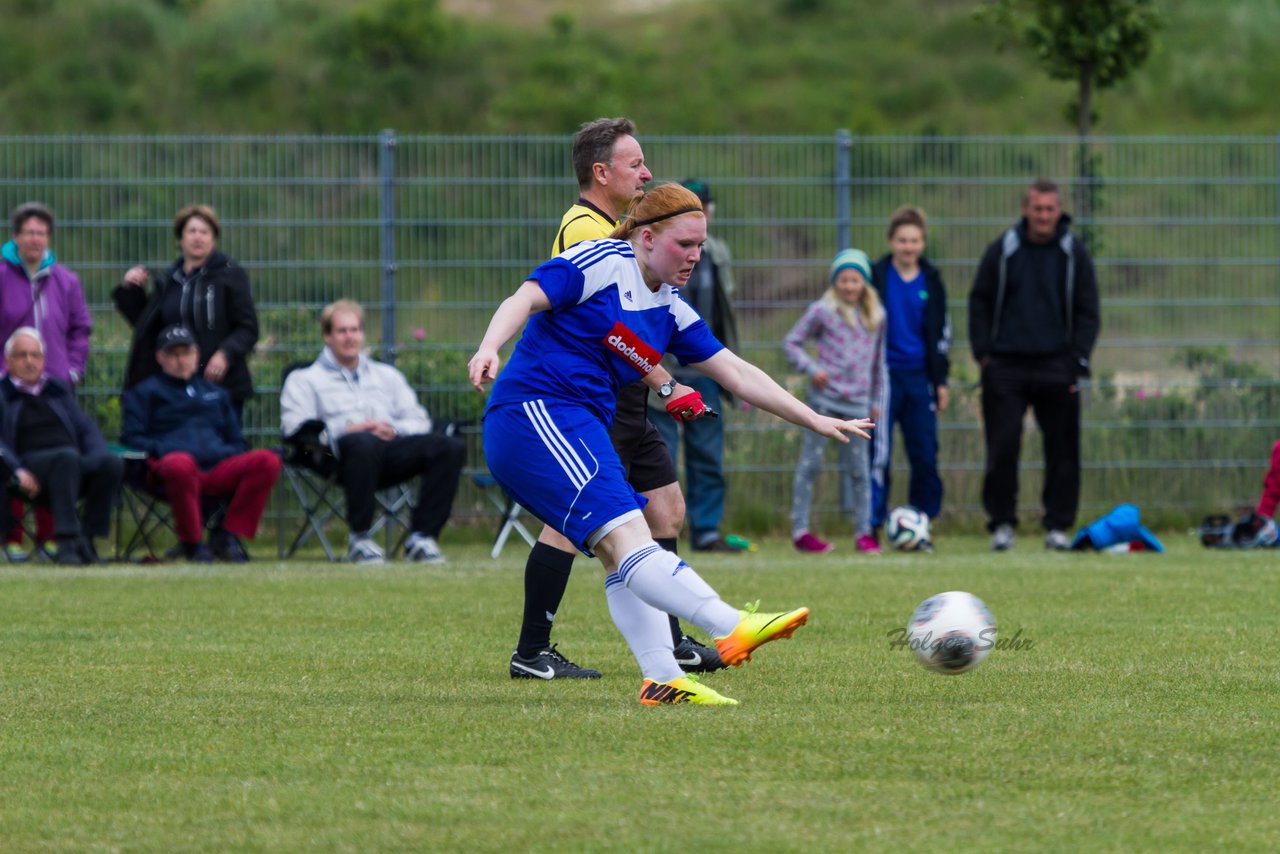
[
  {"x1": 871, "y1": 368, "x2": 942, "y2": 527},
  {"x1": 653, "y1": 375, "x2": 726, "y2": 547}
]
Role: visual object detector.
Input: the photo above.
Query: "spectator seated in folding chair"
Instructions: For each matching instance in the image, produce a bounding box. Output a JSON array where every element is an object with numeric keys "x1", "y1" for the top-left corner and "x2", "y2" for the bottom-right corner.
[
  {"x1": 114, "y1": 446, "x2": 232, "y2": 562},
  {"x1": 280, "y1": 299, "x2": 465, "y2": 565},
  {"x1": 0, "y1": 327, "x2": 122, "y2": 565},
  {"x1": 279, "y1": 415, "x2": 417, "y2": 561},
  {"x1": 121, "y1": 324, "x2": 281, "y2": 563}
]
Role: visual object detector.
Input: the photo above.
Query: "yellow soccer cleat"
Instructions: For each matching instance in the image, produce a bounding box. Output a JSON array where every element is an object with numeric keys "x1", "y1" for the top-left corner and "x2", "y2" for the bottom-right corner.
[
  {"x1": 714, "y1": 601, "x2": 811, "y2": 667},
  {"x1": 638, "y1": 674, "x2": 738, "y2": 706}
]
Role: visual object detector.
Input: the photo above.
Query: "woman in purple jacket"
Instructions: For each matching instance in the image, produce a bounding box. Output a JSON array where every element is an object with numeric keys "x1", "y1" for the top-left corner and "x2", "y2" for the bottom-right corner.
[{"x1": 0, "y1": 202, "x2": 92, "y2": 562}]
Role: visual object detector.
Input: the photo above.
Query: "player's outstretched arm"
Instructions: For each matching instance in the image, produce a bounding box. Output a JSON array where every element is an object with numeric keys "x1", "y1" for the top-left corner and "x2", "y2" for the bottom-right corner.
[
  {"x1": 468, "y1": 281, "x2": 551, "y2": 390},
  {"x1": 692, "y1": 349, "x2": 873, "y2": 442}
]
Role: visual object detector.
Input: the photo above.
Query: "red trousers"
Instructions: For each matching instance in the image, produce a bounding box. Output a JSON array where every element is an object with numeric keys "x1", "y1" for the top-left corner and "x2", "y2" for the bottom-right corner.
[
  {"x1": 7, "y1": 501, "x2": 53, "y2": 544},
  {"x1": 149, "y1": 450, "x2": 282, "y2": 544},
  {"x1": 1258, "y1": 440, "x2": 1280, "y2": 518}
]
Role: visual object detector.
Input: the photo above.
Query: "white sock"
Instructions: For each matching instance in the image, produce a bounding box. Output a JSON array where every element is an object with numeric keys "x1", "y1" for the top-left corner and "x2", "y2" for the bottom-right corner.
[
  {"x1": 604, "y1": 573, "x2": 683, "y2": 682},
  {"x1": 616, "y1": 543, "x2": 740, "y2": 638}
]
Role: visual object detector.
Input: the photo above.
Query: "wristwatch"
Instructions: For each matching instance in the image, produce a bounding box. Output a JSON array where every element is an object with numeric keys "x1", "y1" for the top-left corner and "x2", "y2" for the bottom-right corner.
[{"x1": 656, "y1": 379, "x2": 678, "y2": 399}]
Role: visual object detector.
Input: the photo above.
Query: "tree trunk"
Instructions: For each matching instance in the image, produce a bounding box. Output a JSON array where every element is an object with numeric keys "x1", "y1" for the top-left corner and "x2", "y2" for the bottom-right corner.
[{"x1": 1075, "y1": 66, "x2": 1094, "y2": 223}]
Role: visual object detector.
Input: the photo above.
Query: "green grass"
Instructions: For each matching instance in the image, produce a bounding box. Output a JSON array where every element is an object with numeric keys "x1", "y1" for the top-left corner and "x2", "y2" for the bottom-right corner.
[{"x1": 2, "y1": 537, "x2": 1278, "y2": 851}]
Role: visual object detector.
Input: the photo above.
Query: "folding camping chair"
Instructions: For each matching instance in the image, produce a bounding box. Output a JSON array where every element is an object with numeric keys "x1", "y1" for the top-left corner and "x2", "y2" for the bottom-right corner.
[
  {"x1": 472, "y1": 473, "x2": 536, "y2": 559},
  {"x1": 114, "y1": 447, "x2": 230, "y2": 562},
  {"x1": 278, "y1": 418, "x2": 414, "y2": 561}
]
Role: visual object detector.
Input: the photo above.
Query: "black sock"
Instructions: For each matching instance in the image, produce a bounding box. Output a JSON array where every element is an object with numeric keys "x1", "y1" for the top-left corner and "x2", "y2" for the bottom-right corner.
[
  {"x1": 654, "y1": 537, "x2": 686, "y2": 645},
  {"x1": 516, "y1": 541, "x2": 576, "y2": 657}
]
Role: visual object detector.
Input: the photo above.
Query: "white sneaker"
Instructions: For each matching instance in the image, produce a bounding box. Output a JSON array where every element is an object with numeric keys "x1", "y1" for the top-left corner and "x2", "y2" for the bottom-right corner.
[
  {"x1": 1044, "y1": 529, "x2": 1071, "y2": 551},
  {"x1": 991, "y1": 524, "x2": 1015, "y2": 551},
  {"x1": 405, "y1": 534, "x2": 445, "y2": 563},
  {"x1": 347, "y1": 537, "x2": 385, "y2": 565}
]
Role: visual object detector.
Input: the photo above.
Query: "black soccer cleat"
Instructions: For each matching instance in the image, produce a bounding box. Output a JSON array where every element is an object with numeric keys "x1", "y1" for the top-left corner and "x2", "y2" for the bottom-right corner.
[
  {"x1": 674, "y1": 634, "x2": 726, "y2": 673},
  {"x1": 509, "y1": 644, "x2": 602, "y2": 680}
]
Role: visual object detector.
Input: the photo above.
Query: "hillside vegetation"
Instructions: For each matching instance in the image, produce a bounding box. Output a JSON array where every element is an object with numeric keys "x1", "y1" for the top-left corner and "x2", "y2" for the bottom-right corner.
[{"x1": 2, "y1": 0, "x2": 1278, "y2": 135}]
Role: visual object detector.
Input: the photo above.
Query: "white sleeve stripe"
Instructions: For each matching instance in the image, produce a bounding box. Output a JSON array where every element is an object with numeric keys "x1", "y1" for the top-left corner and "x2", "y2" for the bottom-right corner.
[
  {"x1": 522, "y1": 399, "x2": 591, "y2": 489},
  {"x1": 669, "y1": 297, "x2": 704, "y2": 330},
  {"x1": 571, "y1": 240, "x2": 633, "y2": 272}
]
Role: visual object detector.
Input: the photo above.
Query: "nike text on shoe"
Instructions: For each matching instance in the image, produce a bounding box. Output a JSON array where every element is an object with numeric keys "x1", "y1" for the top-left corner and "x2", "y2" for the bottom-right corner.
[
  {"x1": 509, "y1": 644, "x2": 602, "y2": 680},
  {"x1": 638, "y1": 674, "x2": 738, "y2": 706},
  {"x1": 674, "y1": 634, "x2": 726, "y2": 673},
  {"x1": 714, "y1": 602, "x2": 811, "y2": 667}
]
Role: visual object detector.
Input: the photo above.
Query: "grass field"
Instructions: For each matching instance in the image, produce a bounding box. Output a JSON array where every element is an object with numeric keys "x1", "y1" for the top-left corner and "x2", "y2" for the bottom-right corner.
[{"x1": 2, "y1": 536, "x2": 1278, "y2": 852}]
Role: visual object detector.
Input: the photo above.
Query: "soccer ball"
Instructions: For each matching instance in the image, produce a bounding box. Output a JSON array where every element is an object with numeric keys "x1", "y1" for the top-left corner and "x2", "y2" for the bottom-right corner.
[
  {"x1": 885, "y1": 506, "x2": 930, "y2": 550},
  {"x1": 907, "y1": 591, "x2": 997, "y2": 674}
]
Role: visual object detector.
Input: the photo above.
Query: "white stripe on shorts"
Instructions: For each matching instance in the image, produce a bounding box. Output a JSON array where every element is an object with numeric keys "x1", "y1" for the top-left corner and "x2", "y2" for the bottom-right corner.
[{"x1": 522, "y1": 399, "x2": 592, "y2": 489}]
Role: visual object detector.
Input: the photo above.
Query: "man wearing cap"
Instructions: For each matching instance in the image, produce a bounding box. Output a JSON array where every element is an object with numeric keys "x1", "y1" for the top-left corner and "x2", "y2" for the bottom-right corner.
[
  {"x1": 122, "y1": 324, "x2": 281, "y2": 562},
  {"x1": 651, "y1": 178, "x2": 744, "y2": 553},
  {"x1": 0, "y1": 202, "x2": 93, "y2": 562},
  {"x1": 0, "y1": 327, "x2": 121, "y2": 564}
]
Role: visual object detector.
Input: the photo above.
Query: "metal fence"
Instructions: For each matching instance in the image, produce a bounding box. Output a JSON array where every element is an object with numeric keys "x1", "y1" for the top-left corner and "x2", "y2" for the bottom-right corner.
[{"x1": 2, "y1": 132, "x2": 1277, "y2": 535}]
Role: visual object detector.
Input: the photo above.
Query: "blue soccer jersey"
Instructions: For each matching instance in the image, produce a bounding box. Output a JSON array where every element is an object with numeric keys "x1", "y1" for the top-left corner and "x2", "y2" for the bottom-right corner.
[
  {"x1": 483, "y1": 237, "x2": 725, "y2": 551},
  {"x1": 486, "y1": 238, "x2": 725, "y2": 427}
]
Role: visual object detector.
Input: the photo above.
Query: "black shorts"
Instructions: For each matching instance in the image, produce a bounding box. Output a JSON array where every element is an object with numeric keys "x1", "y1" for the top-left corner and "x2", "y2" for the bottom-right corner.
[{"x1": 610, "y1": 383, "x2": 677, "y2": 494}]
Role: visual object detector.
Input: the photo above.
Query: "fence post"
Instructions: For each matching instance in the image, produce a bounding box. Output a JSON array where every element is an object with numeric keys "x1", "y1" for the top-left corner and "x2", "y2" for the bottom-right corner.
[
  {"x1": 835, "y1": 128, "x2": 852, "y2": 251},
  {"x1": 379, "y1": 128, "x2": 398, "y2": 364}
]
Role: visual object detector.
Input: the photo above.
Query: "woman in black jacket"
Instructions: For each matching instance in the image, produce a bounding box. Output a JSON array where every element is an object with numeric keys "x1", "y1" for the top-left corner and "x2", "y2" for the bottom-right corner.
[{"x1": 113, "y1": 204, "x2": 259, "y2": 421}]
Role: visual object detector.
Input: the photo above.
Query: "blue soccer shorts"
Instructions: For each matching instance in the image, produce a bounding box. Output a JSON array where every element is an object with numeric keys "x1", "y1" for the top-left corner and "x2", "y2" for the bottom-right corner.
[{"x1": 484, "y1": 398, "x2": 647, "y2": 554}]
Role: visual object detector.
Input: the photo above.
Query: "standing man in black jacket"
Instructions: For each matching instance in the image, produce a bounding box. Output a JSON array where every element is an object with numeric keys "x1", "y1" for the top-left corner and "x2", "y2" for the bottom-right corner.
[{"x1": 969, "y1": 179, "x2": 1101, "y2": 552}]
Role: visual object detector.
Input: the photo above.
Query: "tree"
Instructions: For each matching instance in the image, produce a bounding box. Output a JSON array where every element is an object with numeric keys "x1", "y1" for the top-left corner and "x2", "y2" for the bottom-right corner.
[
  {"x1": 978, "y1": 0, "x2": 1161, "y2": 137},
  {"x1": 977, "y1": 0, "x2": 1161, "y2": 242}
]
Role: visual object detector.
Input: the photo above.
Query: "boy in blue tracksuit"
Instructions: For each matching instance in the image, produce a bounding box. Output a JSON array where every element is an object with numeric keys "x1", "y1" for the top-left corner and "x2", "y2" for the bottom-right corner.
[{"x1": 869, "y1": 205, "x2": 951, "y2": 541}]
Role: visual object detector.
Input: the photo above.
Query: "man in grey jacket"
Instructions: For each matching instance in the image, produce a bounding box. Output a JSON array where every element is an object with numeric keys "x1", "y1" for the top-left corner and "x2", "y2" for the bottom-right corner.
[{"x1": 280, "y1": 300, "x2": 465, "y2": 564}]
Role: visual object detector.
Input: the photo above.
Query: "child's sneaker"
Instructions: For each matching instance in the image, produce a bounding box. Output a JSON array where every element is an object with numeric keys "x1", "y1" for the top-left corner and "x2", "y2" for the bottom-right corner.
[
  {"x1": 855, "y1": 533, "x2": 882, "y2": 554},
  {"x1": 714, "y1": 602, "x2": 811, "y2": 667},
  {"x1": 5, "y1": 543, "x2": 29, "y2": 563},
  {"x1": 793, "y1": 532, "x2": 833, "y2": 553},
  {"x1": 638, "y1": 674, "x2": 738, "y2": 706}
]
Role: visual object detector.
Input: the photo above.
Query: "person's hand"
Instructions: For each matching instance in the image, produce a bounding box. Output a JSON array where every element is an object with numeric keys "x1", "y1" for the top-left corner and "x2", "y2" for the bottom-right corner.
[
  {"x1": 468, "y1": 348, "x2": 501, "y2": 390},
  {"x1": 810, "y1": 415, "x2": 874, "y2": 444},
  {"x1": 665, "y1": 389, "x2": 717, "y2": 422},
  {"x1": 14, "y1": 468, "x2": 39, "y2": 498},
  {"x1": 369, "y1": 421, "x2": 397, "y2": 440},
  {"x1": 812, "y1": 369, "x2": 830, "y2": 390},
  {"x1": 935, "y1": 385, "x2": 950, "y2": 413},
  {"x1": 204, "y1": 350, "x2": 229, "y2": 384},
  {"x1": 123, "y1": 265, "x2": 149, "y2": 287}
]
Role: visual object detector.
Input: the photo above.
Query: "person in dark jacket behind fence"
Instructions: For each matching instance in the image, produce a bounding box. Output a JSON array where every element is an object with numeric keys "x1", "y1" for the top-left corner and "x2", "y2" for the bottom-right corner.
[
  {"x1": 968, "y1": 179, "x2": 1100, "y2": 553},
  {"x1": 0, "y1": 328, "x2": 121, "y2": 565},
  {"x1": 122, "y1": 325, "x2": 280, "y2": 563},
  {"x1": 113, "y1": 204, "x2": 259, "y2": 423}
]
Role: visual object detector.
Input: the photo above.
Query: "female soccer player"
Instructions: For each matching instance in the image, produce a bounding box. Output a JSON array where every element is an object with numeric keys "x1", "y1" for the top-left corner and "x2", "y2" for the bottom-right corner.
[{"x1": 468, "y1": 183, "x2": 873, "y2": 706}]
